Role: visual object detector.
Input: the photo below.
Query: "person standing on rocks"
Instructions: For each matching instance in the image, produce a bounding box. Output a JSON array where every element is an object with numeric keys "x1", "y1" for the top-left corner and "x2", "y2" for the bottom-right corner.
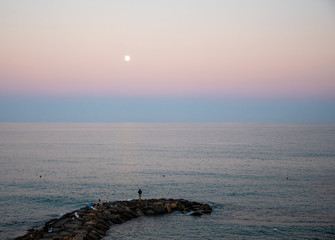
[{"x1": 138, "y1": 188, "x2": 142, "y2": 200}]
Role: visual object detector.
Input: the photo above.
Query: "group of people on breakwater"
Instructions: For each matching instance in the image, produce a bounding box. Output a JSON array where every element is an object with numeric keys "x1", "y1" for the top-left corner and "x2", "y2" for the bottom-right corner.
[
  {"x1": 88, "y1": 199, "x2": 104, "y2": 210},
  {"x1": 88, "y1": 189, "x2": 142, "y2": 210}
]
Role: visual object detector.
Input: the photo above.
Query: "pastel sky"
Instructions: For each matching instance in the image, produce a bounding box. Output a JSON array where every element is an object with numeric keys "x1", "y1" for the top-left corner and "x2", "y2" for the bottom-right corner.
[{"x1": 0, "y1": 0, "x2": 335, "y2": 122}]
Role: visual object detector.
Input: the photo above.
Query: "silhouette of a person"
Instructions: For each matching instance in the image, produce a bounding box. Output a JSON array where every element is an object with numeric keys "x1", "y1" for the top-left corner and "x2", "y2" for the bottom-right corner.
[{"x1": 138, "y1": 189, "x2": 142, "y2": 200}]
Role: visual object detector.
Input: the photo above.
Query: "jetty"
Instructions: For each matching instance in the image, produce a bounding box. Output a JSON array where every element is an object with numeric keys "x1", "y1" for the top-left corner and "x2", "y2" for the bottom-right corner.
[{"x1": 15, "y1": 198, "x2": 212, "y2": 240}]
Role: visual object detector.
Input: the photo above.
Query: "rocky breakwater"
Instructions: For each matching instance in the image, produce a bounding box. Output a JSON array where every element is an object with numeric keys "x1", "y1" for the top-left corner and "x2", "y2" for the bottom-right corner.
[{"x1": 15, "y1": 198, "x2": 212, "y2": 240}]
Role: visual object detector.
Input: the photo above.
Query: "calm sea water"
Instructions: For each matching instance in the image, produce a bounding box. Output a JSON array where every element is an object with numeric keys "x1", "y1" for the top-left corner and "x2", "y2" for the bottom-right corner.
[{"x1": 0, "y1": 123, "x2": 334, "y2": 239}]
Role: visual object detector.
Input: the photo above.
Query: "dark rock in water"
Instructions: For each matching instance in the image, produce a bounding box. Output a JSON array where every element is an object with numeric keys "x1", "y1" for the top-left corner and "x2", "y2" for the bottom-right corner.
[
  {"x1": 144, "y1": 209, "x2": 156, "y2": 216},
  {"x1": 135, "y1": 208, "x2": 145, "y2": 216},
  {"x1": 190, "y1": 204, "x2": 201, "y2": 210},
  {"x1": 202, "y1": 203, "x2": 212, "y2": 211},
  {"x1": 87, "y1": 231, "x2": 101, "y2": 240},
  {"x1": 178, "y1": 203, "x2": 186, "y2": 211},
  {"x1": 201, "y1": 210, "x2": 212, "y2": 214},
  {"x1": 152, "y1": 205, "x2": 167, "y2": 215},
  {"x1": 190, "y1": 211, "x2": 203, "y2": 216},
  {"x1": 15, "y1": 198, "x2": 212, "y2": 240}
]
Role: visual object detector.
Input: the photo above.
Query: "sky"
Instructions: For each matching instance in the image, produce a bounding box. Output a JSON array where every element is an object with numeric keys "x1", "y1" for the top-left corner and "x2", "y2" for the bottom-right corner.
[{"x1": 0, "y1": 0, "x2": 335, "y2": 122}]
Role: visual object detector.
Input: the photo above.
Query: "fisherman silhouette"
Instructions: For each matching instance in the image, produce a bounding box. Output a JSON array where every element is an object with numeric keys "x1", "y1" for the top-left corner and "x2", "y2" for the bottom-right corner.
[{"x1": 138, "y1": 189, "x2": 142, "y2": 200}]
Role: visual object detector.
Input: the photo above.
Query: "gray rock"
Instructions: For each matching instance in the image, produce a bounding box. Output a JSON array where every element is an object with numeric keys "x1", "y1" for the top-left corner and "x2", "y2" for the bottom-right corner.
[
  {"x1": 63, "y1": 222, "x2": 81, "y2": 229},
  {"x1": 152, "y1": 205, "x2": 166, "y2": 215},
  {"x1": 87, "y1": 231, "x2": 101, "y2": 240},
  {"x1": 190, "y1": 211, "x2": 202, "y2": 216},
  {"x1": 144, "y1": 209, "x2": 155, "y2": 216}
]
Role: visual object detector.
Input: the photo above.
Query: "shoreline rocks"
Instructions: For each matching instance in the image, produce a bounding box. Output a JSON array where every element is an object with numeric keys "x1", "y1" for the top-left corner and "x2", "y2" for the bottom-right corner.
[{"x1": 15, "y1": 198, "x2": 212, "y2": 240}]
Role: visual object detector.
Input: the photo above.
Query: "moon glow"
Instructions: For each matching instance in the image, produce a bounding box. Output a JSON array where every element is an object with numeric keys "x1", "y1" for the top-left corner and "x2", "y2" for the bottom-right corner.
[{"x1": 124, "y1": 55, "x2": 131, "y2": 62}]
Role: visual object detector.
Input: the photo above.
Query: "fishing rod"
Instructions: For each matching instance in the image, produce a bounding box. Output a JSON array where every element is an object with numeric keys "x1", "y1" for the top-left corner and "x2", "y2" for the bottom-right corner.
[{"x1": 166, "y1": 180, "x2": 174, "y2": 196}]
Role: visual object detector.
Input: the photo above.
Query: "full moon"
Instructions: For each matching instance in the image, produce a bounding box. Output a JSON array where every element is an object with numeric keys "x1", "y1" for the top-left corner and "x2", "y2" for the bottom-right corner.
[{"x1": 124, "y1": 55, "x2": 131, "y2": 62}]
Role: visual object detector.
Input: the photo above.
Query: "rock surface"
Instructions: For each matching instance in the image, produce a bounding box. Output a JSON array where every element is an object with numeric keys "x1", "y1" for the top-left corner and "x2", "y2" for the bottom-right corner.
[{"x1": 15, "y1": 198, "x2": 212, "y2": 240}]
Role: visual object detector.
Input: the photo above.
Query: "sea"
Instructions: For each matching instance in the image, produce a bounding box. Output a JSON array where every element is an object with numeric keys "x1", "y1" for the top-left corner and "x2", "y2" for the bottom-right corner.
[{"x1": 0, "y1": 123, "x2": 334, "y2": 239}]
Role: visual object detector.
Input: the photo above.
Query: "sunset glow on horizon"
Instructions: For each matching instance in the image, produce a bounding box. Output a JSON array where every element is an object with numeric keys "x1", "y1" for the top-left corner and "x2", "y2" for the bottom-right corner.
[{"x1": 1, "y1": 0, "x2": 335, "y2": 122}]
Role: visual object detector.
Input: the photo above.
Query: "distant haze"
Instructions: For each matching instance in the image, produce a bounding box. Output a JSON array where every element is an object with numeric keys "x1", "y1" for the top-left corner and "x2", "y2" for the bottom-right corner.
[{"x1": 0, "y1": 0, "x2": 334, "y2": 122}]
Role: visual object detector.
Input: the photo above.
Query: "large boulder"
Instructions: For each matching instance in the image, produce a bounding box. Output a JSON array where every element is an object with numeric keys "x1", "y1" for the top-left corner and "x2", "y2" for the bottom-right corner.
[
  {"x1": 165, "y1": 204, "x2": 172, "y2": 213},
  {"x1": 152, "y1": 205, "x2": 166, "y2": 215},
  {"x1": 202, "y1": 204, "x2": 212, "y2": 211}
]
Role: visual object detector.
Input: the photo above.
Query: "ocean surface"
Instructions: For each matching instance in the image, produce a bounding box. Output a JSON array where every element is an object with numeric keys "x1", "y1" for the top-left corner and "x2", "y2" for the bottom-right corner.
[{"x1": 0, "y1": 123, "x2": 334, "y2": 239}]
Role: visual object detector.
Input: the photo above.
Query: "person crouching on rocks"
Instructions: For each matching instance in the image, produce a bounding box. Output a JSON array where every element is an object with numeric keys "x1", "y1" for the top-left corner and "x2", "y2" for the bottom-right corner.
[
  {"x1": 99, "y1": 199, "x2": 103, "y2": 206},
  {"x1": 138, "y1": 189, "x2": 142, "y2": 200}
]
